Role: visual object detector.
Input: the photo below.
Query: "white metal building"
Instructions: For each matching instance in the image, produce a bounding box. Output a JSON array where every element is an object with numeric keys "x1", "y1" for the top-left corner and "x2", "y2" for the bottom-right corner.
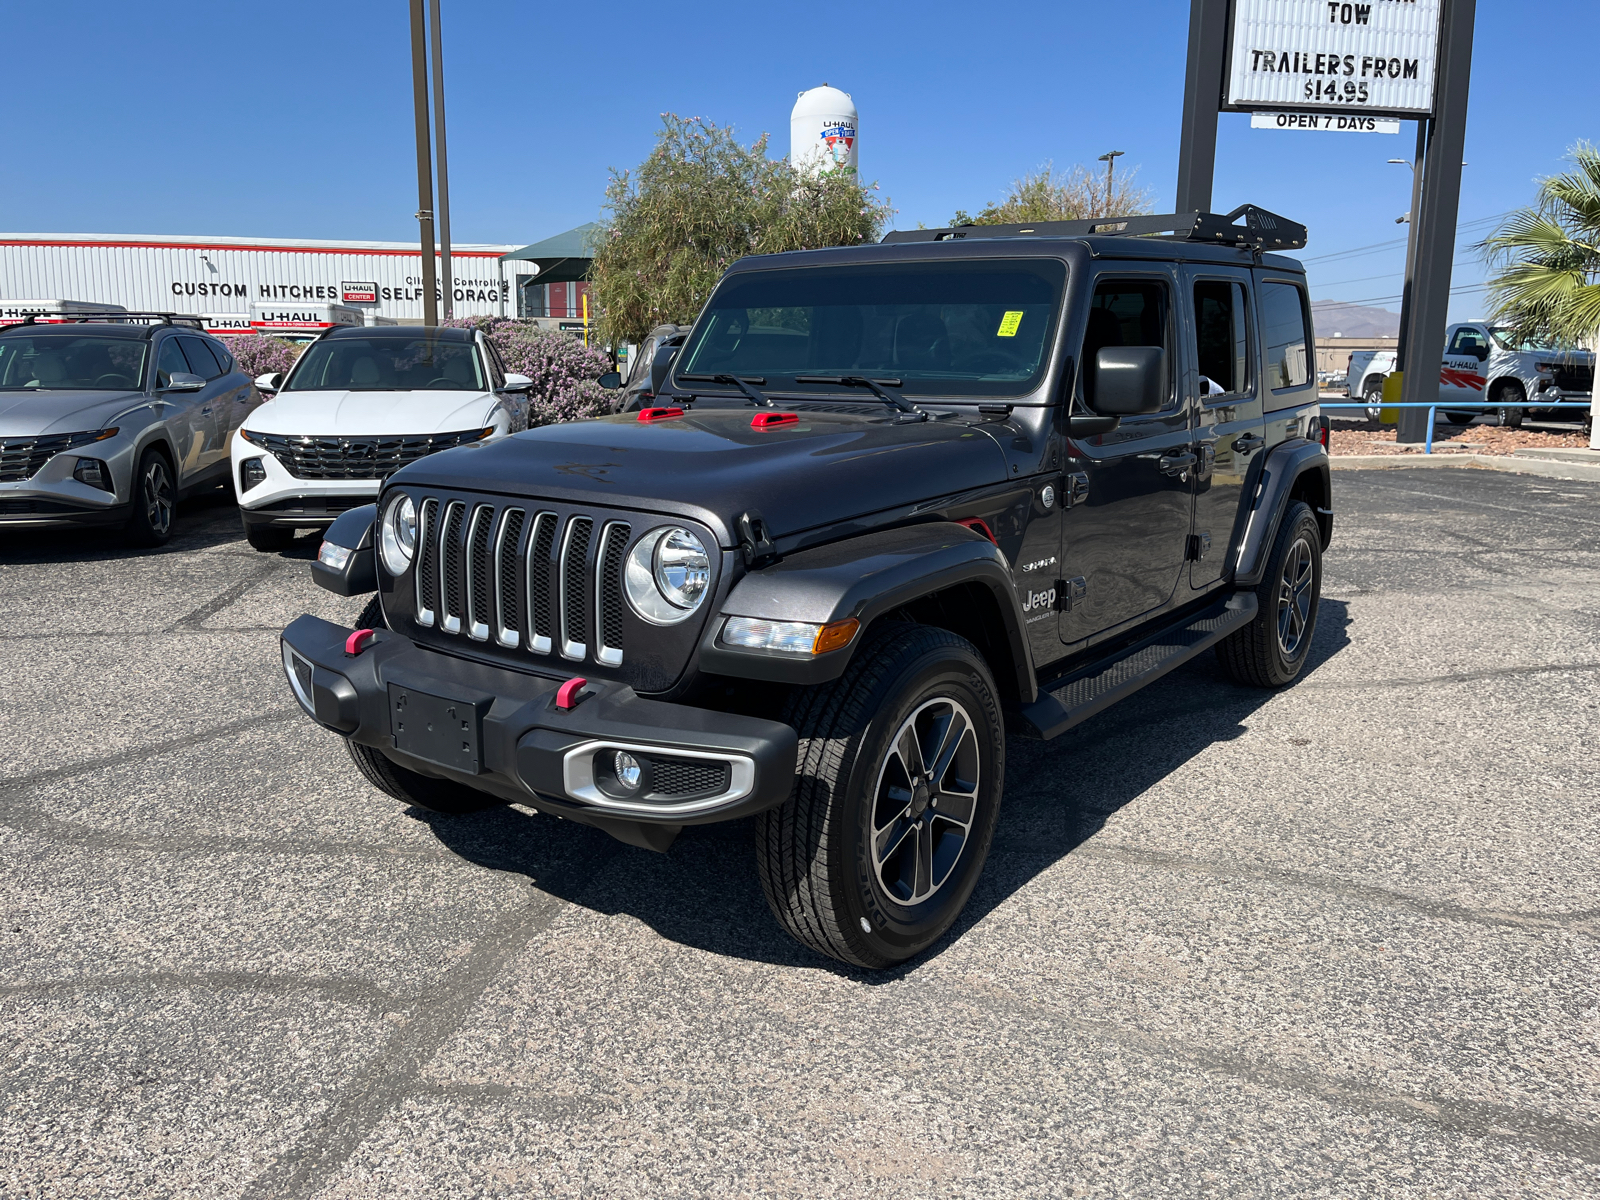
[{"x1": 0, "y1": 232, "x2": 524, "y2": 324}]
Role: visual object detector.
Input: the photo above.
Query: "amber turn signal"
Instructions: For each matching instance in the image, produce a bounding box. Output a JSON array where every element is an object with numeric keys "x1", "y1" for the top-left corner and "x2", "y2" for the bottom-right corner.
[{"x1": 813, "y1": 618, "x2": 859, "y2": 654}]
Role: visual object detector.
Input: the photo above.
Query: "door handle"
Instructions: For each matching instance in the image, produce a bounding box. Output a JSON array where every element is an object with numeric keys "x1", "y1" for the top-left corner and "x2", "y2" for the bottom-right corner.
[
  {"x1": 200, "y1": 406, "x2": 214, "y2": 415},
  {"x1": 1157, "y1": 451, "x2": 1197, "y2": 477},
  {"x1": 1232, "y1": 432, "x2": 1264, "y2": 454}
]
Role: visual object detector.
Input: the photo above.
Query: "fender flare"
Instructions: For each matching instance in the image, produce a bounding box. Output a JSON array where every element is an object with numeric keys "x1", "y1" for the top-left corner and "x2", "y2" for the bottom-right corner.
[
  {"x1": 1232, "y1": 439, "x2": 1331, "y2": 586},
  {"x1": 696, "y1": 522, "x2": 1037, "y2": 702},
  {"x1": 311, "y1": 503, "x2": 378, "y2": 595}
]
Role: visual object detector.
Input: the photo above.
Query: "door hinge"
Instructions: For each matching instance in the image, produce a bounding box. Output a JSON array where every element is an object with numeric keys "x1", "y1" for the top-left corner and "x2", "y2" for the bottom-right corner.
[
  {"x1": 1057, "y1": 576, "x2": 1087, "y2": 611},
  {"x1": 1186, "y1": 531, "x2": 1212, "y2": 561}
]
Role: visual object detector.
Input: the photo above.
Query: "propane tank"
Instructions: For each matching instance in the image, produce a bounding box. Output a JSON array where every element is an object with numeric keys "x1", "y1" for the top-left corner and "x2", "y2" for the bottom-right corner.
[{"x1": 790, "y1": 84, "x2": 858, "y2": 176}]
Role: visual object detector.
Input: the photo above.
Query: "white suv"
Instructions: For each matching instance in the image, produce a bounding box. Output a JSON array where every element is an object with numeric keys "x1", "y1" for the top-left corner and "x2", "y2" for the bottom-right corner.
[{"x1": 233, "y1": 325, "x2": 530, "y2": 550}]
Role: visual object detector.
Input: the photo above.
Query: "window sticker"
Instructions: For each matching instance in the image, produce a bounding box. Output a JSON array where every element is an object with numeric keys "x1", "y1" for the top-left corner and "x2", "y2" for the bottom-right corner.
[{"x1": 996, "y1": 311, "x2": 1024, "y2": 337}]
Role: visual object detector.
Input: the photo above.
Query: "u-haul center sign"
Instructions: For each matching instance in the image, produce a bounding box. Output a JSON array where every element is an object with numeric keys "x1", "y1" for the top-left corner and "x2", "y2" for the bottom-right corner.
[{"x1": 1225, "y1": 0, "x2": 1444, "y2": 117}]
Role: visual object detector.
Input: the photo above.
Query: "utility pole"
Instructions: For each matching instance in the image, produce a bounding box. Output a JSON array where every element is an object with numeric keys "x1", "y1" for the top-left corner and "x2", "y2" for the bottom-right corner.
[
  {"x1": 1396, "y1": 0, "x2": 1475, "y2": 443},
  {"x1": 408, "y1": 0, "x2": 438, "y2": 327},
  {"x1": 1098, "y1": 150, "x2": 1124, "y2": 210},
  {"x1": 428, "y1": 0, "x2": 453, "y2": 321}
]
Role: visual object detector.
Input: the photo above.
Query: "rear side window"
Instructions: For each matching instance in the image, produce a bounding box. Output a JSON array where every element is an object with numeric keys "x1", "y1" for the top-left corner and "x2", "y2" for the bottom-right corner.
[
  {"x1": 1260, "y1": 282, "x2": 1311, "y2": 391},
  {"x1": 178, "y1": 336, "x2": 224, "y2": 379},
  {"x1": 1194, "y1": 280, "x2": 1250, "y2": 395}
]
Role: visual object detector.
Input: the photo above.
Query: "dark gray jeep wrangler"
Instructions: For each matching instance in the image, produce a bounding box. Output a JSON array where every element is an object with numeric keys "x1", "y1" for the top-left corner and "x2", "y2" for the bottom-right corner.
[{"x1": 281, "y1": 205, "x2": 1331, "y2": 968}]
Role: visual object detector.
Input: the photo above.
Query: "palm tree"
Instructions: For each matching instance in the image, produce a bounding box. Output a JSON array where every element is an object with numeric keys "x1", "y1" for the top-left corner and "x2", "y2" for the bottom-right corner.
[{"x1": 1481, "y1": 142, "x2": 1600, "y2": 347}]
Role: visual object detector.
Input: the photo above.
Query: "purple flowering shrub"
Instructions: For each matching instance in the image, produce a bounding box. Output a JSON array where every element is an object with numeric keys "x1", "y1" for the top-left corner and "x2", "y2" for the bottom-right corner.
[
  {"x1": 444, "y1": 317, "x2": 611, "y2": 427},
  {"x1": 228, "y1": 334, "x2": 302, "y2": 380}
]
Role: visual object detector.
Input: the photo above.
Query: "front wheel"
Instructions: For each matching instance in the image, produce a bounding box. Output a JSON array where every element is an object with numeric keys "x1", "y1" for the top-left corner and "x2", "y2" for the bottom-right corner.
[
  {"x1": 124, "y1": 448, "x2": 175, "y2": 547},
  {"x1": 756, "y1": 623, "x2": 1004, "y2": 968},
  {"x1": 1495, "y1": 381, "x2": 1526, "y2": 428},
  {"x1": 1217, "y1": 501, "x2": 1323, "y2": 688}
]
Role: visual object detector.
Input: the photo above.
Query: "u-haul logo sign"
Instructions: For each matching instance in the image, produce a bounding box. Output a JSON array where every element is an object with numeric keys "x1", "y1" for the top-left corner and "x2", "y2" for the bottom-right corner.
[{"x1": 341, "y1": 280, "x2": 378, "y2": 303}]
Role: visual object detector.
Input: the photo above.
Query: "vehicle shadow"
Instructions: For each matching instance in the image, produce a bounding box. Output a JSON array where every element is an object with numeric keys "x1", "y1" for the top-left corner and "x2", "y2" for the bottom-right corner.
[
  {"x1": 421, "y1": 599, "x2": 1354, "y2": 979},
  {"x1": 0, "y1": 487, "x2": 269, "y2": 564}
]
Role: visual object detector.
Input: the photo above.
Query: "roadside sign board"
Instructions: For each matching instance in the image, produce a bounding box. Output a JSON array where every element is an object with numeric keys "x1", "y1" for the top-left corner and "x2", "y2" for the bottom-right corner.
[
  {"x1": 1250, "y1": 111, "x2": 1401, "y2": 133},
  {"x1": 341, "y1": 281, "x2": 378, "y2": 303},
  {"x1": 1225, "y1": 0, "x2": 1444, "y2": 117}
]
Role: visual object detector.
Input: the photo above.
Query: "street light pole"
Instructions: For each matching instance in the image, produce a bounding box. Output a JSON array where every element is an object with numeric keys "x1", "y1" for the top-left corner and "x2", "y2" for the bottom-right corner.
[
  {"x1": 1098, "y1": 150, "x2": 1124, "y2": 211},
  {"x1": 429, "y1": 0, "x2": 453, "y2": 321},
  {"x1": 408, "y1": 0, "x2": 438, "y2": 327}
]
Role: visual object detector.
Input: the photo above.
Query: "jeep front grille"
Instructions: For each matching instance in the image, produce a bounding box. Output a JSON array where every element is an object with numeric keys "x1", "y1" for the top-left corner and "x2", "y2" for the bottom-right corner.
[
  {"x1": 413, "y1": 501, "x2": 632, "y2": 668},
  {"x1": 249, "y1": 428, "x2": 488, "y2": 481}
]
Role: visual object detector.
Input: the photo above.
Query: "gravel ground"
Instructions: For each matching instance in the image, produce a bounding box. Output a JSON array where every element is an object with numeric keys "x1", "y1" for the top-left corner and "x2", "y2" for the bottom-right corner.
[
  {"x1": 1, "y1": 474, "x2": 1598, "y2": 1199},
  {"x1": 1327, "y1": 414, "x2": 1592, "y2": 457}
]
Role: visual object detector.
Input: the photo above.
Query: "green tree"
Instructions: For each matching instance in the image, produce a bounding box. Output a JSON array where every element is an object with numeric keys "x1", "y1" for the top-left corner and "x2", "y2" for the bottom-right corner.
[
  {"x1": 952, "y1": 161, "x2": 1155, "y2": 226},
  {"x1": 1481, "y1": 142, "x2": 1600, "y2": 347},
  {"x1": 590, "y1": 114, "x2": 893, "y2": 346}
]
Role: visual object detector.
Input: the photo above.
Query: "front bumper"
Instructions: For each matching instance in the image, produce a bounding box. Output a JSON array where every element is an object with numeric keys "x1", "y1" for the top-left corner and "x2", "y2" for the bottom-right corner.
[
  {"x1": 280, "y1": 614, "x2": 799, "y2": 829},
  {"x1": 0, "y1": 458, "x2": 128, "y2": 528}
]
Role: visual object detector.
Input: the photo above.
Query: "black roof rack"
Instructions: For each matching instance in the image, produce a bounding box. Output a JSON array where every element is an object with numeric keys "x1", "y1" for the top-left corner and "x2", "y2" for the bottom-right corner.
[
  {"x1": 0, "y1": 311, "x2": 206, "y2": 330},
  {"x1": 881, "y1": 204, "x2": 1307, "y2": 251}
]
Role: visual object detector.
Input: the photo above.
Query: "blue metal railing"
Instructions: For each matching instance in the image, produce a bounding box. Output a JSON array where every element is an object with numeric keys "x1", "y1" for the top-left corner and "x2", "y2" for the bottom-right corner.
[{"x1": 1322, "y1": 399, "x2": 1593, "y2": 454}]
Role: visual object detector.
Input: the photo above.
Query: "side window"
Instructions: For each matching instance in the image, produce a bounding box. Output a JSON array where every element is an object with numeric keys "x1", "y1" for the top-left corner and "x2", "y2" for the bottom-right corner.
[
  {"x1": 155, "y1": 338, "x2": 190, "y2": 387},
  {"x1": 209, "y1": 338, "x2": 235, "y2": 373},
  {"x1": 178, "y1": 336, "x2": 223, "y2": 379},
  {"x1": 1260, "y1": 282, "x2": 1311, "y2": 391},
  {"x1": 482, "y1": 339, "x2": 506, "y2": 389},
  {"x1": 1194, "y1": 280, "x2": 1251, "y2": 395},
  {"x1": 1448, "y1": 327, "x2": 1488, "y2": 357},
  {"x1": 1082, "y1": 279, "x2": 1171, "y2": 412}
]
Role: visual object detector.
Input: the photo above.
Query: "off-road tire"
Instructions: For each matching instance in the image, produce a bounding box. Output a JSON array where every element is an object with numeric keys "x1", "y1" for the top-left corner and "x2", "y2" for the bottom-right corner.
[
  {"x1": 1494, "y1": 380, "x2": 1526, "y2": 429},
  {"x1": 1217, "y1": 501, "x2": 1323, "y2": 688},
  {"x1": 345, "y1": 741, "x2": 502, "y2": 814},
  {"x1": 125, "y1": 447, "x2": 176, "y2": 548},
  {"x1": 244, "y1": 520, "x2": 295, "y2": 552},
  {"x1": 756, "y1": 622, "x2": 1004, "y2": 968},
  {"x1": 354, "y1": 595, "x2": 384, "y2": 631}
]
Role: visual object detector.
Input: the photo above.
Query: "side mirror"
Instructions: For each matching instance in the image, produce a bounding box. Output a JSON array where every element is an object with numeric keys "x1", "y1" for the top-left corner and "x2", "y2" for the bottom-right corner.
[
  {"x1": 500, "y1": 372, "x2": 533, "y2": 393},
  {"x1": 160, "y1": 372, "x2": 206, "y2": 393},
  {"x1": 597, "y1": 371, "x2": 622, "y2": 391},
  {"x1": 1093, "y1": 347, "x2": 1166, "y2": 415},
  {"x1": 255, "y1": 372, "x2": 282, "y2": 391},
  {"x1": 650, "y1": 344, "x2": 679, "y2": 396}
]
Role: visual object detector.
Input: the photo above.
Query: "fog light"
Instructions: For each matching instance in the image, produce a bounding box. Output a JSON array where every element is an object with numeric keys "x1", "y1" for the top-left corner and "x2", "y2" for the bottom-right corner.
[
  {"x1": 318, "y1": 541, "x2": 353, "y2": 570},
  {"x1": 613, "y1": 751, "x2": 642, "y2": 792},
  {"x1": 240, "y1": 457, "x2": 266, "y2": 492},
  {"x1": 73, "y1": 457, "x2": 112, "y2": 491}
]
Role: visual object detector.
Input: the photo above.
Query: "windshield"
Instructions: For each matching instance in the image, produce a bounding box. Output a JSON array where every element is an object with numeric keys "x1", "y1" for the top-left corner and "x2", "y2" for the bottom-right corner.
[
  {"x1": 676, "y1": 259, "x2": 1067, "y2": 400},
  {"x1": 284, "y1": 337, "x2": 484, "y2": 391},
  {"x1": 0, "y1": 335, "x2": 147, "y2": 391}
]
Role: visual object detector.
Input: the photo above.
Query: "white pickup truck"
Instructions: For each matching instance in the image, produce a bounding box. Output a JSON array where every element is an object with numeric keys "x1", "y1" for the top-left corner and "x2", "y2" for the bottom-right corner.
[{"x1": 1346, "y1": 323, "x2": 1594, "y2": 428}]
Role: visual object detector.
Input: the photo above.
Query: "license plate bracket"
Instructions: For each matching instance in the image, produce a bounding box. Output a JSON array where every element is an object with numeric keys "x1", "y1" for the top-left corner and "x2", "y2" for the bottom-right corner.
[{"x1": 389, "y1": 683, "x2": 490, "y2": 774}]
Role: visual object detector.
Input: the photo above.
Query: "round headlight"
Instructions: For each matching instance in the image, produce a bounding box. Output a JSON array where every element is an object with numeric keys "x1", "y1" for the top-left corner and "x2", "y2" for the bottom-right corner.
[
  {"x1": 625, "y1": 526, "x2": 711, "y2": 624},
  {"x1": 379, "y1": 493, "x2": 417, "y2": 576}
]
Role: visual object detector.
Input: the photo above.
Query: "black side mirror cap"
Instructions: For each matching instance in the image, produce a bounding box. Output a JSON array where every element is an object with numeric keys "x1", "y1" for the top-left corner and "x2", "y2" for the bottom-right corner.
[
  {"x1": 1094, "y1": 346, "x2": 1167, "y2": 415},
  {"x1": 650, "y1": 344, "x2": 679, "y2": 396},
  {"x1": 1064, "y1": 413, "x2": 1121, "y2": 437},
  {"x1": 598, "y1": 371, "x2": 622, "y2": 390},
  {"x1": 310, "y1": 503, "x2": 378, "y2": 596}
]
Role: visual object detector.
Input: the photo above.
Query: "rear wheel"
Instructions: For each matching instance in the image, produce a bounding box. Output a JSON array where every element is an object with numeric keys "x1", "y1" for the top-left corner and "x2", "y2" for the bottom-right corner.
[
  {"x1": 1494, "y1": 381, "x2": 1526, "y2": 428},
  {"x1": 1217, "y1": 502, "x2": 1323, "y2": 688},
  {"x1": 124, "y1": 448, "x2": 175, "y2": 547},
  {"x1": 1363, "y1": 379, "x2": 1385, "y2": 421},
  {"x1": 756, "y1": 623, "x2": 1004, "y2": 968}
]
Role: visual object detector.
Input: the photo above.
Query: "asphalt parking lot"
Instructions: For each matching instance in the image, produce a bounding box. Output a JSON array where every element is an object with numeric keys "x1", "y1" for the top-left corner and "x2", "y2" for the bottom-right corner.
[{"x1": 2, "y1": 468, "x2": 1597, "y2": 1199}]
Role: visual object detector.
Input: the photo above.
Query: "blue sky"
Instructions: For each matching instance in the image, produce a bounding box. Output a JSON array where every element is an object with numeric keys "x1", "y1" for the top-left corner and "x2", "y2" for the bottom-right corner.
[{"x1": 1, "y1": 0, "x2": 1593, "y2": 322}]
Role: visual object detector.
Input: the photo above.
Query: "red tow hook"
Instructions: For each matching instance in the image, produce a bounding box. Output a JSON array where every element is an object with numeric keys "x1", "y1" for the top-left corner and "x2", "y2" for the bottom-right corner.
[
  {"x1": 344, "y1": 628, "x2": 377, "y2": 656},
  {"x1": 555, "y1": 676, "x2": 589, "y2": 711}
]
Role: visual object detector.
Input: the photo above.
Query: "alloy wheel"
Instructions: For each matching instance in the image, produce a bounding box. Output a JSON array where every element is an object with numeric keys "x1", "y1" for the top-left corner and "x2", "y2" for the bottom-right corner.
[
  {"x1": 143, "y1": 459, "x2": 173, "y2": 536},
  {"x1": 1276, "y1": 536, "x2": 1314, "y2": 657},
  {"x1": 871, "y1": 697, "x2": 981, "y2": 906}
]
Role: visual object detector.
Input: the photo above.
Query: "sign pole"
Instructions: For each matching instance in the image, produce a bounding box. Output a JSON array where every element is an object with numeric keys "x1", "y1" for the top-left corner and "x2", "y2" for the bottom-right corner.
[
  {"x1": 408, "y1": 0, "x2": 438, "y2": 328},
  {"x1": 1396, "y1": 0, "x2": 1475, "y2": 444},
  {"x1": 429, "y1": 0, "x2": 454, "y2": 322},
  {"x1": 1175, "y1": 0, "x2": 1228, "y2": 214}
]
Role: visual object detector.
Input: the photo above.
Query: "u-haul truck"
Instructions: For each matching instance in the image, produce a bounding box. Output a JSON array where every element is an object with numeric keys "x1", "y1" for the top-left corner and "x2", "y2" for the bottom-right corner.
[{"x1": 1, "y1": 298, "x2": 128, "y2": 324}]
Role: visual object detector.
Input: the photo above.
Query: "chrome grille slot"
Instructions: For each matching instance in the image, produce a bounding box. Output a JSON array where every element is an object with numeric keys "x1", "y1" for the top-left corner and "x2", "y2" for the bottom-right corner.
[
  {"x1": 438, "y1": 501, "x2": 467, "y2": 635},
  {"x1": 526, "y1": 512, "x2": 557, "y2": 654},
  {"x1": 559, "y1": 517, "x2": 594, "y2": 661},
  {"x1": 413, "y1": 498, "x2": 440, "y2": 627},
  {"x1": 493, "y1": 508, "x2": 525, "y2": 649},
  {"x1": 595, "y1": 521, "x2": 630, "y2": 667},
  {"x1": 465, "y1": 504, "x2": 495, "y2": 641}
]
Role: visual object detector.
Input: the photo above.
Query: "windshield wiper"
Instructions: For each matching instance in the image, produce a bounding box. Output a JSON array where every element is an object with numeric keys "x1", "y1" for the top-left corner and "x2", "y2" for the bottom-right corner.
[
  {"x1": 676, "y1": 374, "x2": 773, "y2": 407},
  {"x1": 793, "y1": 375, "x2": 925, "y2": 418}
]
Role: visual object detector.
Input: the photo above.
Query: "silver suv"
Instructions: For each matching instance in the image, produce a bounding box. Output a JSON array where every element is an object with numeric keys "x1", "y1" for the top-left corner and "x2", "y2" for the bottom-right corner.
[{"x1": 0, "y1": 313, "x2": 260, "y2": 545}]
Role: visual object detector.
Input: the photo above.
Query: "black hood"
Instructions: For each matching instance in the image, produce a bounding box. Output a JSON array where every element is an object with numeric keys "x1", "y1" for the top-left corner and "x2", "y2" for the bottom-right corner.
[{"x1": 391, "y1": 408, "x2": 1010, "y2": 546}]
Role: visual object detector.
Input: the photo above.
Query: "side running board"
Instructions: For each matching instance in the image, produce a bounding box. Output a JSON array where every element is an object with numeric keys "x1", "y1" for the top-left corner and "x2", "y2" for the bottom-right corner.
[{"x1": 1018, "y1": 593, "x2": 1259, "y2": 740}]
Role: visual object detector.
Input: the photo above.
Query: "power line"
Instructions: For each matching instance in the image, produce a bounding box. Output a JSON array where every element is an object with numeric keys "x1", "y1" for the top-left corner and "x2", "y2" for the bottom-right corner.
[
  {"x1": 1311, "y1": 280, "x2": 1491, "y2": 308},
  {"x1": 1299, "y1": 211, "x2": 1510, "y2": 266}
]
